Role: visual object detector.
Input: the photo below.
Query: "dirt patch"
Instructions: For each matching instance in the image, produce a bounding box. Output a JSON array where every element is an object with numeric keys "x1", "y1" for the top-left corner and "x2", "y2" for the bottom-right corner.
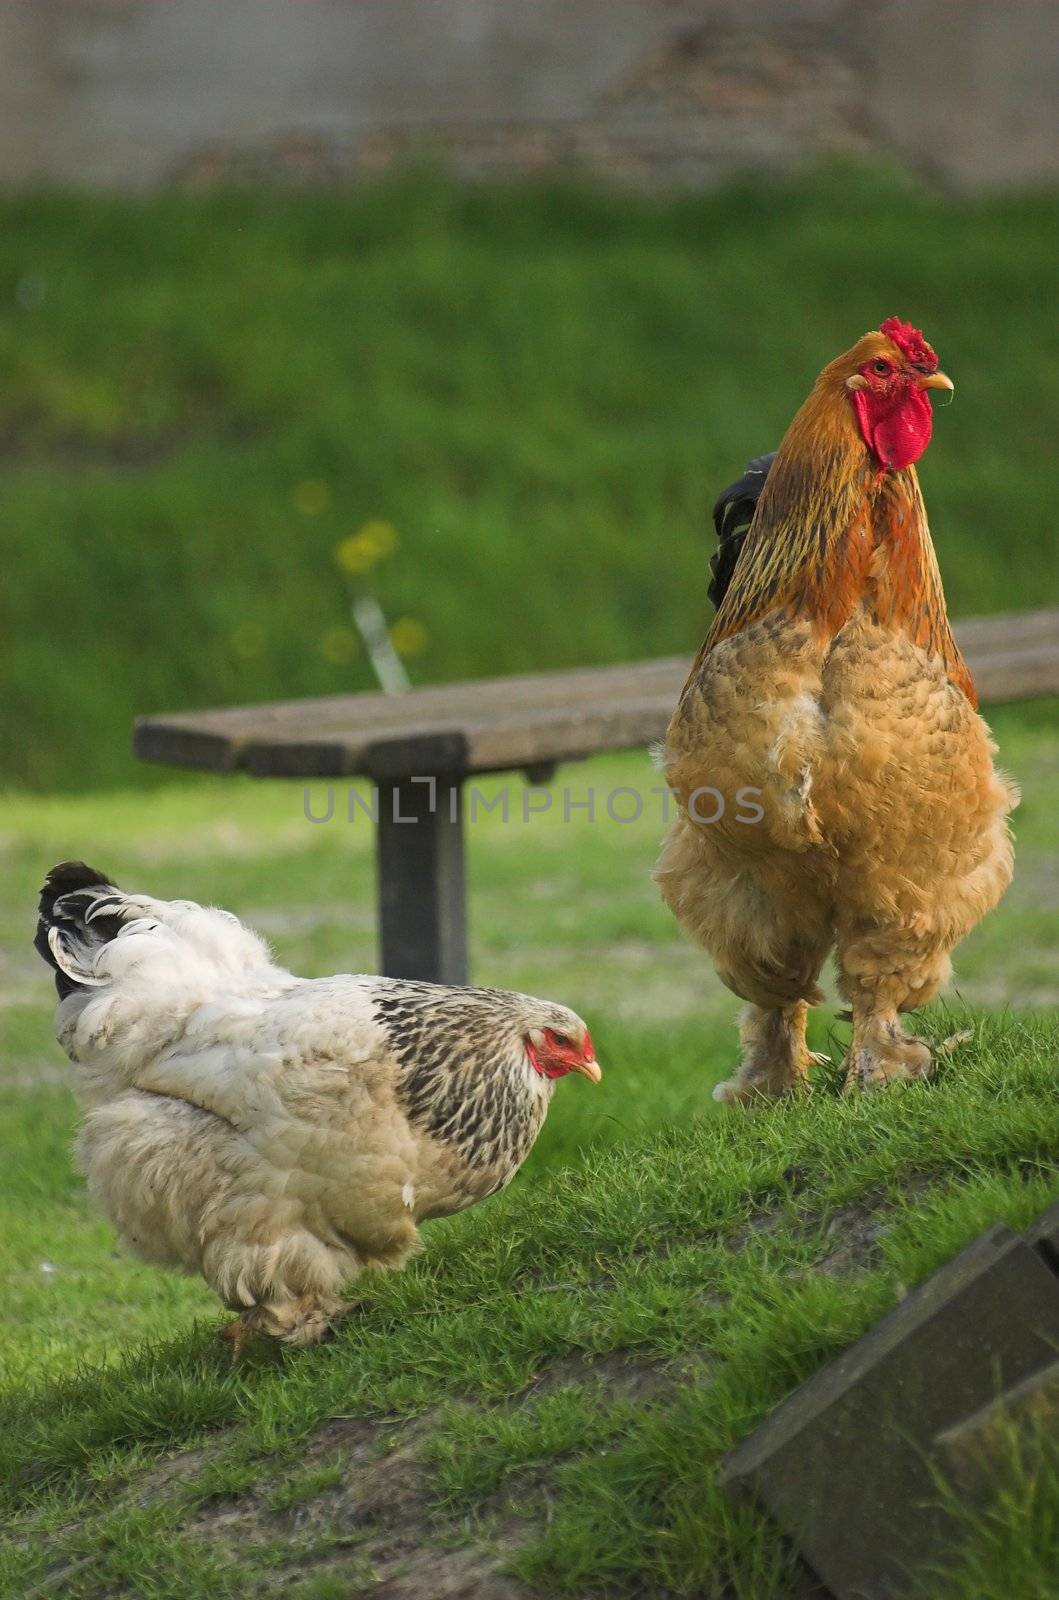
[
  {"x1": 185, "y1": 1414, "x2": 515, "y2": 1600},
  {"x1": 263, "y1": 1421, "x2": 525, "y2": 1599},
  {"x1": 196, "y1": 1352, "x2": 668, "y2": 1596},
  {"x1": 178, "y1": 1411, "x2": 519, "y2": 1598},
  {"x1": 810, "y1": 1198, "x2": 898, "y2": 1278},
  {"x1": 521, "y1": 1346, "x2": 673, "y2": 1405},
  {"x1": 35, "y1": 1350, "x2": 667, "y2": 1599},
  {"x1": 810, "y1": 1173, "x2": 938, "y2": 1277}
]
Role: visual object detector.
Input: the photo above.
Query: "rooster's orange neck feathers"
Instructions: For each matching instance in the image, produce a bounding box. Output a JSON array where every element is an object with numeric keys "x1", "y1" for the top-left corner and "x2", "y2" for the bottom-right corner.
[{"x1": 704, "y1": 334, "x2": 975, "y2": 705}]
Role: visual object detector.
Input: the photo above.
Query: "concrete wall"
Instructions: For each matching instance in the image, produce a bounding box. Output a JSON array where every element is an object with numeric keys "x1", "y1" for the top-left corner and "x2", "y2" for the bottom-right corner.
[{"x1": 0, "y1": 0, "x2": 1055, "y2": 190}]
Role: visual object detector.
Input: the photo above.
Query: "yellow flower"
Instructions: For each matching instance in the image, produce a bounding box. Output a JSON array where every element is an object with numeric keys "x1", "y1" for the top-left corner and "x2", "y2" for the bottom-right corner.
[
  {"x1": 319, "y1": 626, "x2": 358, "y2": 665},
  {"x1": 334, "y1": 520, "x2": 398, "y2": 578},
  {"x1": 230, "y1": 621, "x2": 266, "y2": 659},
  {"x1": 357, "y1": 519, "x2": 398, "y2": 559},
  {"x1": 389, "y1": 616, "x2": 429, "y2": 658},
  {"x1": 333, "y1": 534, "x2": 375, "y2": 577},
  {"x1": 292, "y1": 479, "x2": 331, "y2": 516}
]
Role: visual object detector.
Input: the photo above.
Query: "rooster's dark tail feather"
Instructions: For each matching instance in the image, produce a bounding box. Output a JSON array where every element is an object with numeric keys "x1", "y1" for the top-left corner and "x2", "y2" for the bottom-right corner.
[{"x1": 708, "y1": 450, "x2": 776, "y2": 610}]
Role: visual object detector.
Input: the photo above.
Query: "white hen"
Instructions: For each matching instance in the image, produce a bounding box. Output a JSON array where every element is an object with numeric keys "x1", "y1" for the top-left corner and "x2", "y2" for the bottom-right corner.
[{"x1": 35, "y1": 863, "x2": 600, "y2": 1348}]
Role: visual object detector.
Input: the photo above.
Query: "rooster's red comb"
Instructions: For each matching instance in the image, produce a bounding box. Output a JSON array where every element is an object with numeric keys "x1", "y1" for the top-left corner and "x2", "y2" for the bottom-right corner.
[{"x1": 879, "y1": 316, "x2": 938, "y2": 371}]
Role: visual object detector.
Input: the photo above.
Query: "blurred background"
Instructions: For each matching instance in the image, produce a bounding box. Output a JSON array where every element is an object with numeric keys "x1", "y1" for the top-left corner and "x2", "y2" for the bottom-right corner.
[
  {"x1": 1, "y1": 0, "x2": 1057, "y2": 1377},
  {"x1": 0, "y1": 0, "x2": 1056, "y2": 789}
]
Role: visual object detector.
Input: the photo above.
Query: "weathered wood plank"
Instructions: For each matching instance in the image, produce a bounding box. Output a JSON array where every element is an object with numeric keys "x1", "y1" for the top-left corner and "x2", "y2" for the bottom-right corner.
[
  {"x1": 239, "y1": 700, "x2": 678, "y2": 780},
  {"x1": 953, "y1": 606, "x2": 1058, "y2": 654},
  {"x1": 935, "y1": 1357, "x2": 1059, "y2": 1497},
  {"x1": 133, "y1": 607, "x2": 1059, "y2": 779},
  {"x1": 721, "y1": 1223, "x2": 1059, "y2": 1600},
  {"x1": 969, "y1": 639, "x2": 1059, "y2": 705},
  {"x1": 140, "y1": 654, "x2": 690, "y2": 742}
]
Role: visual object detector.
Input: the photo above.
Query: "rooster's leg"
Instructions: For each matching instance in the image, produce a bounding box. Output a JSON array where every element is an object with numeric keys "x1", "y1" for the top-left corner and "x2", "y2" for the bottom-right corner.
[
  {"x1": 842, "y1": 1008, "x2": 933, "y2": 1092},
  {"x1": 837, "y1": 937, "x2": 951, "y2": 1091},
  {"x1": 838, "y1": 957, "x2": 942, "y2": 1091},
  {"x1": 713, "y1": 1000, "x2": 823, "y2": 1104}
]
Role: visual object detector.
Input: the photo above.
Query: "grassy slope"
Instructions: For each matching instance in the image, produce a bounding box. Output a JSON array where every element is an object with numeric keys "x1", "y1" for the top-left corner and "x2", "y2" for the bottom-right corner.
[
  {"x1": 1, "y1": 1015, "x2": 1057, "y2": 1600},
  {"x1": 1, "y1": 705, "x2": 1057, "y2": 1597},
  {"x1": 1, "y1": 170, "x2": 1057, "y2": 789}
]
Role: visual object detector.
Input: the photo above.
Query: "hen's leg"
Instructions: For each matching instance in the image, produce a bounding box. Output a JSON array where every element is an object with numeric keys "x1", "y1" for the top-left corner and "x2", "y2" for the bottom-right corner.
[
  {"x1": 217, "y1": 1294, "x2": 344, "y2": 1358},
  {"x1": 218, "y1": 1315, "x2": 256, "y2": 1364},
  {"x1": 838, "y1": 939, "x2": 950, "y2": 1092},
  {"x1": 713, "y1": 1000, "x2": 826, "y2": 1104},
  {"x1": 656, "y1": 814, "x2": 833, "y2": 1106},
  {"x1": 204, "y1": 1225, "x2": 353, "y2": 1352},
  {"x1": 244, "y1": 1293, "x2": 345, "y2": 1348},
  {"x1": 843, "y1": 1008, "x2": 932, "y2": 1092}
]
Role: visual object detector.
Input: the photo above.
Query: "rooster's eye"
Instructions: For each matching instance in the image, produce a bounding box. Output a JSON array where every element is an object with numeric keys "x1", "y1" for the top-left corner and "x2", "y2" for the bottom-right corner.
[{"x1": 872, "y1": 359, "x2": 891, "y2": 376}]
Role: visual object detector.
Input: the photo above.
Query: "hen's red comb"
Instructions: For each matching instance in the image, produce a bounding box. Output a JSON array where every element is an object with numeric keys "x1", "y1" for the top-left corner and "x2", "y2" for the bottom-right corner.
[{"x1": 879, "y1": 316, "x2": 938, "y2": 371}]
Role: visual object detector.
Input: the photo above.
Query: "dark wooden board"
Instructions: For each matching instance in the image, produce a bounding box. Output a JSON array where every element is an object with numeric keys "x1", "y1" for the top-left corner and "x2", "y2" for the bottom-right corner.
[
  {"x1": 1026, "y1": 1198, "x2": 1059, "y2": 1273},
  {"x1": 936, "y1": 1357, "x2": 1059, "y2": 1496},
  {"x1": 720, "y1": 1223, "x2": 1059, "y2": 1600}
]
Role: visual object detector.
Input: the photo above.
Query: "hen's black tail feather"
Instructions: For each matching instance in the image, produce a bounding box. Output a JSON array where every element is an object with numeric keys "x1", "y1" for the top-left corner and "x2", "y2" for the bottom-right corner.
[
  {"x1": 35, "y1": 861, "x2": 120, "y2": 999},
  {"x1": 708, "y1": 451, "x2": 776, "y2": 610}
]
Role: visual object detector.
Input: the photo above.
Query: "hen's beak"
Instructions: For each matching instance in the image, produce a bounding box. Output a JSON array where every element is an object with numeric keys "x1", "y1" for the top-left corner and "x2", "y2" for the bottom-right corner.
[
  {"x1": 574, "y1": 1058, "x2": 602, "y2": 1084},
  {"x1": 918, "y1": 371, "x2": 954, "y2": 393}
]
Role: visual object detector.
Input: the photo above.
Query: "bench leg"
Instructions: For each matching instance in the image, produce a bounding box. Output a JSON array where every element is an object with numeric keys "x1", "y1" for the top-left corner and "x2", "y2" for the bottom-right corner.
[{"x1": 375, "y1": 775, "x2": 468, "y2": 984}]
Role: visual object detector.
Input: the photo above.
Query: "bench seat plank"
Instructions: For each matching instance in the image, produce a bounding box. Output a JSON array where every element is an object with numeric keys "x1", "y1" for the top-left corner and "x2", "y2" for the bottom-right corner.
[{"x1": 134, "y1": 608, "x2": 1059, "y2": 781}]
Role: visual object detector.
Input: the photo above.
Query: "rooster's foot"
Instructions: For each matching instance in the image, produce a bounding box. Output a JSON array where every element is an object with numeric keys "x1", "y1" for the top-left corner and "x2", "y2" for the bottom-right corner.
[
  {"x1": 713, "y1": 1071, "x2": 811, "y2": 1106},
  {"x1": 714, "y1": 1001, "x2": 823, "y2": 1106},
  {"x1": 843, "y1": 1019, "x2": 933, "y2": 1093}
]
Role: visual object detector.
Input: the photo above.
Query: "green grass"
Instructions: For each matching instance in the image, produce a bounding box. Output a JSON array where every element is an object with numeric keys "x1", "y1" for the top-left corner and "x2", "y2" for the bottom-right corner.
[
  {"x1": 1, "y1": 1014, "x2": 1057, "y2": 1598},
  {"x1": 0, "y1": 704, "x2": 1057, "y2": 1596},
  {"x1": 1, "y1": 168, "x2": 1057, "y2": 788},
  {"x1": 918, "y1": 1412, "x2": 1059, "y2": 1600}
]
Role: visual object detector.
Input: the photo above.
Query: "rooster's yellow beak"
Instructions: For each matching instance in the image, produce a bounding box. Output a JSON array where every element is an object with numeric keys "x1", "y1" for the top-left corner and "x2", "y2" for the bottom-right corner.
[
  {"x1": 574, "y1": 1059, "x2": 602, "y2": 1084},
  {"x1": 918, "y1": 371, "x2": 954, "y2": 393}
]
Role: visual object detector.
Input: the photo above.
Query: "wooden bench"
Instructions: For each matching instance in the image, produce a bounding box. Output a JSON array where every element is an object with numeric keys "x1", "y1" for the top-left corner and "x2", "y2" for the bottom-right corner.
[{"x1": 134, "y1": 606, "x2": 1059, "y2": 984}]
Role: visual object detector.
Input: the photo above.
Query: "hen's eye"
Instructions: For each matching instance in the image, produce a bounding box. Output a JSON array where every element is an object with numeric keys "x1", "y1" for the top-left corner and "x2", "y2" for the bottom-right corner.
[{"x1": 872, "y1": 359, "x2": 890, "y2": 375}]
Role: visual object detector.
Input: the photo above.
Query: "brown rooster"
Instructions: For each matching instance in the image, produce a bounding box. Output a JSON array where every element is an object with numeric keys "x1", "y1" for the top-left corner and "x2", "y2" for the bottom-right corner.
[
  {"x1": 35, "y1": 863, "x2": 600, "y2": 1347},
  {"x1": 658, "y1": 319, "x2": 1016, "y2": 1101}
]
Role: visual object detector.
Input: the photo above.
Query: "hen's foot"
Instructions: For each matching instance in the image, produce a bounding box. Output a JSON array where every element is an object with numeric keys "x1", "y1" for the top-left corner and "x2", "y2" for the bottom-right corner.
[
  {"x1": 713, "y1": 1001, "x2": 823, "y2": 1106},
  {"x1": 218, "y1": 1316, "x2": 256, "y2": 1364},
  {"x1": 249, "y1": 1294, "x2": 343, "y2": 1348},
  {"x1": 843, "y1": 1017, "x2": 933, "y2": 1093},
  {"x1": 220, "y1": 1294, "x2": 344, "y2": 1356}
]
